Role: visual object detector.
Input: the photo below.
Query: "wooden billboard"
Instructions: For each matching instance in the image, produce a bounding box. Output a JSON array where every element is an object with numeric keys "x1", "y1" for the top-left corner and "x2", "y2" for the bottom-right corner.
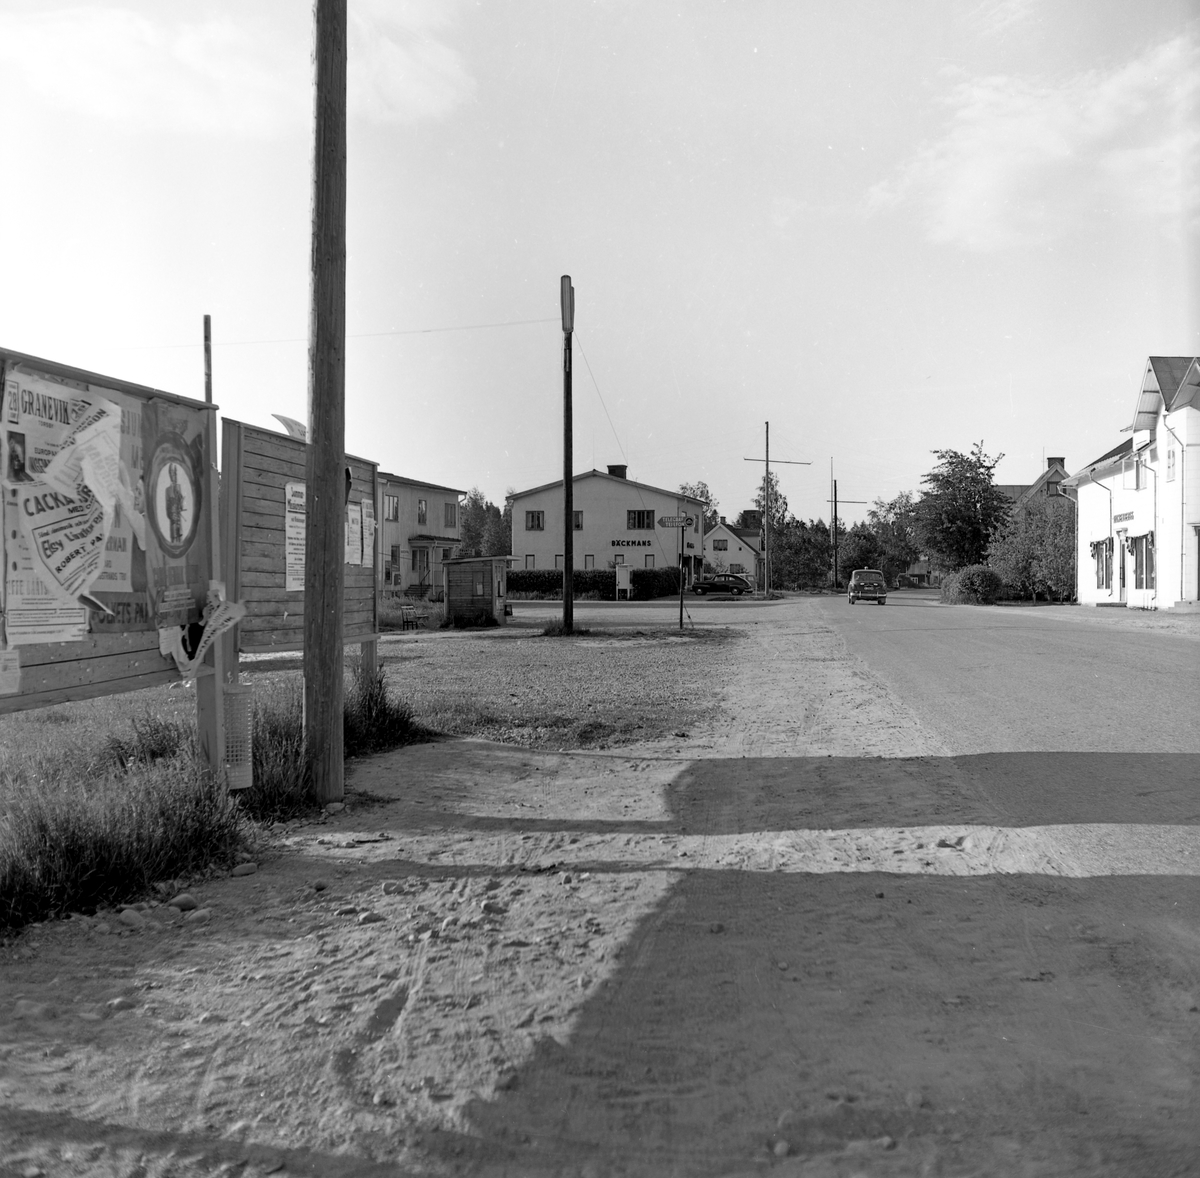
[
  {"x1": 0, "y1": 349, "x2": 219, "y2": 716},
  {"x1": 221, "y1": 419, "x2": 379, "y2": 653}
]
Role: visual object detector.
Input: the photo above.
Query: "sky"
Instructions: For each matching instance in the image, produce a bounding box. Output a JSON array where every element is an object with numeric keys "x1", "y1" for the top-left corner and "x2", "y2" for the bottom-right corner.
[{"x1": 0, "y1": 0, "x2": 1196, "y2": 525}]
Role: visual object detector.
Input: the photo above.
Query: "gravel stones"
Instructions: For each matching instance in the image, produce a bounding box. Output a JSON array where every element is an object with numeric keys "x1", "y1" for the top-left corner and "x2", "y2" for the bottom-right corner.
[
  {"x1": 231, "y1": 863, "x2": 258, "y2": 877},
  {"x1": 185, "y1": 908, "x2": 212, "y2": 925},
  {"x1": 169, "y1": 893, "x2": 199, "y2": 912},
  {"x1": 324, "y1": 802, "x2": 345, "y2": 814},
  {"x1": 117, "y1": 908, "x2": 145, "y2": 929},
  {"x1": 357, "y1": 911, "x2": 385, "y2": 926}
]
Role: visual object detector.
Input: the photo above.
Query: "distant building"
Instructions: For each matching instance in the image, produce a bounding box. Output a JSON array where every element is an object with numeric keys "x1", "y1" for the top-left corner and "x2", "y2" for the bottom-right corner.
[
  {"x1": 1062, "y1": 356, "x2": 1200, "y2": 610},
  {"x1": 703, "y1": 516, "x2": 763, "y2": 585},
  {"x1": 378, "y1": 473, "x2": 466, "y2": 599},
  {"x1": 508, "y1": 465, "x2": 706, "y2": 579},
  {"x1": 996, "y1": 456, "x2": 1071, "y2": 512}
]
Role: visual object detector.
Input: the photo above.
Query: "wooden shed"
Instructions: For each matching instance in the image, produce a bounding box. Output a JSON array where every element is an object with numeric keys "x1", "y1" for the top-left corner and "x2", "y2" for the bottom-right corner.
[{"x1": 443, "y1": 556, "x2": 508, "y2": 626}]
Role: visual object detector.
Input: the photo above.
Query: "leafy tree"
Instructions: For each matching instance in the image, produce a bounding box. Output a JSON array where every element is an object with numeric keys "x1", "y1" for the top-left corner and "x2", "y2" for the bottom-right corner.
[
  {"x1": 987, "y1": 512, "x2": 1039, "y2": 600},
  {"x1": 774, "y1": 517, "x2": 833, "y2": 589},
  {"x1": 679, "y1": 481, "x2": 720, "y2": 531},
  {"x1": 753, "y1": 471, "x2": 788, "y2": 535},
  {"x1": 839, "y1": 521, "x2": 883, "y2": 576},
  {"x1": 460, "y1": 488, "x2": 508, "y2": 557},
  {"x1": 915, "y1": 442, "x2": 1010, "y2": 571},
  {"x1": 990, "y1": 495, "x2": 1075, "y2": 601},
  {"x1": 867, "y1": 491, "x2": 922, "y2": 584}
]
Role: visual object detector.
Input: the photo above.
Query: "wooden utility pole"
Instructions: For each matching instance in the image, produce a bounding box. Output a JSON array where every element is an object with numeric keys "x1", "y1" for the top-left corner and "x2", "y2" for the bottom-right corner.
[
  {"x1": 304, "y1": 0, "x2": 348, "y2": 804},
  {"x1": 744, "y1": 423, "x2": 809, "y2": 596},
  {"x1": 561, "y1": 276, "x2": 574, "y2": 634},
  {"x1": 826, "y1": 462, "x2": 867, "y2": 589},
  {"x1": 195, "y1": 313, "x2": 226, "y2": 782}
]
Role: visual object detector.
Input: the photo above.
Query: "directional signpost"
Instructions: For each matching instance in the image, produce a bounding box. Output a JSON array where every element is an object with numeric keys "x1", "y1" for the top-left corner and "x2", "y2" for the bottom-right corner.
[{"x1": 659, "y1": 515, "x2": 695, "y2": 630}]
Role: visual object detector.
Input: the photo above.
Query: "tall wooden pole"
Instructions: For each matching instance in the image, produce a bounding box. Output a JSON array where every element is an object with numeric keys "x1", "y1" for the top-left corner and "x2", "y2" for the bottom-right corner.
[
  {"x1": 561, "y1": 276, "x2": 574, "y2": 634},
  {"x1": 764, "y1": 422, "x2": 771, "y2": 596},
  {"x1": 304, "y1": 0, "x2": 347, "y2": 804}
]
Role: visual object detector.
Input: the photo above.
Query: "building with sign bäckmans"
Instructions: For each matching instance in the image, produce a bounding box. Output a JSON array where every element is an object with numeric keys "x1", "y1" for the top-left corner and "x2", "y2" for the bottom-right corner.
[{"x1": 507, "y1": 465, "x2": 706, "y2": 581}]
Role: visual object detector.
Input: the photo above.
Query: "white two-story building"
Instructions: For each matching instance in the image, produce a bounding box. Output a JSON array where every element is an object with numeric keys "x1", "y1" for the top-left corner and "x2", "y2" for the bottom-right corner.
[
  {"x1": 703, "y1": 516, "x2": 763, "y2": 584},
  {"x1": 1063, "y1": 356, "x2": 1200, "y2": 610},
  {"x1": 508, "y1": 465, "x2": 706, "y2": 580}
]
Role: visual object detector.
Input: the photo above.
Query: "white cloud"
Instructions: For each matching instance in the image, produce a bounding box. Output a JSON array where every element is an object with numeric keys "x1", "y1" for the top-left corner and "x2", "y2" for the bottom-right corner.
[
  {"x1": 868, "y1": 34, "x2": 1199, "y2": 250},
  {"x1": 0, "y1": 2, "x2": 474, "y2": 137}
]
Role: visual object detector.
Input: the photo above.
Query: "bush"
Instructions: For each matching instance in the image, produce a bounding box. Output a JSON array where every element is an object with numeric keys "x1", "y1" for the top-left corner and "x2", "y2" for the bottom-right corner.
[
  {"x1": 344, "y1": 660, "x2": 420, "y2": 757},
  {"x1": 940, "y1": 564, "x2": 1003, "y2": 604},
  {"x1": 507, "y1": 567, "x2": 683, "y2": 600}
]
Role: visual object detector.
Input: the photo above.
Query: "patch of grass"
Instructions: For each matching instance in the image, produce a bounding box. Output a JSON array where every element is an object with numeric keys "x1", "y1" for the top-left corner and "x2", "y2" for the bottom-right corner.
[
  {"x1": 541, "y1": 622, "x2": 593, "y2": 637},
  {"x1": 0, "y1": 755, "x2": 242, "y2": 929},
  {"x1": 344, "y1": 660, "x2": 421, "y2": 757},
  {"x1": 106, "y1": 712, "x2": 194, "y2": 769}
]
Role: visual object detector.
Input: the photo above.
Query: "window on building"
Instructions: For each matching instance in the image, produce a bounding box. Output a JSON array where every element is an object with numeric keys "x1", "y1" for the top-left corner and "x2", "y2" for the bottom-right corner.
[
  {"x1": 1167, "y1": 449, "x2": 1176, "y2": 482},
  {"x1": 730, "y1": 563, "x2": 745, "y2": 574},
  {"x1": 1133, "y1": 534, "x2": 1155, "y2": 590},
  {"x1": 525, "y1": 554, "x2": 536, "y2": 569},
  {"x1": 627, "y1": 510, "x2": 654, "y2": 530},
  {"x1": 612, "y1": 553, "x2": 624, "y2": 565},
  {"x1": 584, "y1": 554, "x2": 594, "y2": 570},
  {"x1": 1093, "y1": 538, "x2": 1113, "y2": 590},
  {"x1": 644, "y1": 554, "x2": 655, "y2": 569},
  {"x1": 525, "y1": 510, "x2": 544, "y2": 531},
  {"x1": 417, "y1": 498, "x2": 427, "y2": 526},
  {"x1": 444, "y1": 502, "x2": 457, "y2": 529},
  {"x1": 573, "y1": 510, "x2": 583, "y2": 530},
  {"x1": 442, "y1": 548, "x2": 453, "y2": 561},
  {"x1": 554, "y1": 554, "x2": 564, "y2": 569},
  {"x1": 383, "y1": 494, "x2": 399, "y2": 521},
  {"x1": 712, "y1": 538, "x2": 728, "y2": 551}
]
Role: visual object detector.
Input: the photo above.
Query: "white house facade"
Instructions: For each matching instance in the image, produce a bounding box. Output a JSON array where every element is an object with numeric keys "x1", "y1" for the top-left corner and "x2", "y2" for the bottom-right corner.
[
  {"x1": 378, "y1": 472, "x2": 465, "y2": 599},
  {"x1": 703, "y1": 518, "x2": 763, "y2": 582},
  {"x1": 1063, "y1": 356, "x2": 1200, "y2": 611},
  {"x1": 508, "y1": 466, "x2": 706, "y2": 579}
]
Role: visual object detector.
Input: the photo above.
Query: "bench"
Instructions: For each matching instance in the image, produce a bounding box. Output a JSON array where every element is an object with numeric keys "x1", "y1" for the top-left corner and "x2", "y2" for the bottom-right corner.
[{"x1": 400, "y1": 604, "x2": 418, "y2": 631}]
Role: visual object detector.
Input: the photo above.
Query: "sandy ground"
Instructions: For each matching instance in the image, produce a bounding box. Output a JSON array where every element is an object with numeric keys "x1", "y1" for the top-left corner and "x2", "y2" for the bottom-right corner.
[{"x1": 2, "y1": 599, "x2": 1198, "y2": 1177}]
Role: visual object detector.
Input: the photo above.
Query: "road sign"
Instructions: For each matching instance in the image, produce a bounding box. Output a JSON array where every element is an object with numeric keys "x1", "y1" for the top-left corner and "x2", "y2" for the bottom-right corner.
[{"x1": 658, "y1": 515, "x2": 694, "y2": 528}]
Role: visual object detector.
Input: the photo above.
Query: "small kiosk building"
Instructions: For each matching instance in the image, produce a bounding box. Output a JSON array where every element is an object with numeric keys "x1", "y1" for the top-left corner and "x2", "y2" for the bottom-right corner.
[{"x1": 443, "y1": 555, "x2": 508, "y2": 626}]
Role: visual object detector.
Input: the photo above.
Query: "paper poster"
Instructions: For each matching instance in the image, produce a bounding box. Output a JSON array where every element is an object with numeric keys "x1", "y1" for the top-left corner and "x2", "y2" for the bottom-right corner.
[
  {"x1": 0, "y1": 648, "x2": 19, "y2": 694},
  {"x1": 361, "y1": 498, "x2": 376, "y2": 569},
  {"x1": 345, "y1": 500, "x2": 363, "y2": 565},
  {"x1": 285, "y1": 481, "x2": 306, "y2": 591}
]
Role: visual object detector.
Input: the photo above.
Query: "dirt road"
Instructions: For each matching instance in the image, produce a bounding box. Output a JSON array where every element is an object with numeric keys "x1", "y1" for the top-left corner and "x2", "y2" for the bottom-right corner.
[{"x1": 2, "y1": 598, "x2": 1198, "y2": 1177}]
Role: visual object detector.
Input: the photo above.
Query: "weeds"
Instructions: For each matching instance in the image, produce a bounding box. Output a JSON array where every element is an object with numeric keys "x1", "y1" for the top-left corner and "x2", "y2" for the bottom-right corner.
[
  {"x1": 0, "y1": 757, "x2": 241, "y2": 929},
  {"x1": 344, "y1": 661, "x2": 420, "y2": 757},
  {"x1": 541, "y1": 622, "x2": 593, "y2": 637},
  {"x1": 106, "y1": 713, "x2": 194, "y2": 768}
]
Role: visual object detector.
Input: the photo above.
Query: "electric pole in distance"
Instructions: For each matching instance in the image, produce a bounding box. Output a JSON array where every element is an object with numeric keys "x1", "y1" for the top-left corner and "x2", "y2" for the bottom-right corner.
[
  {"x1": 826, "y1": 460, "x2": 867, "y2": 590},
  {"x1": 304, "y1": 0, "x2": 347, "y2": 803},
  {"x1": 561, "y1": 275, "x2": 575, "y2": 634},
  {"x1": 744, "y1": 422, "x2": 809, "y2": 595}
]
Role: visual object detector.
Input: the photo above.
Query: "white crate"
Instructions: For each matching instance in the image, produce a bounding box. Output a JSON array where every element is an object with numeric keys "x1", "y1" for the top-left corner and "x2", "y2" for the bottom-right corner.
[{"x1": 224, "y1": 683, "x2": 254, "y2": 791}]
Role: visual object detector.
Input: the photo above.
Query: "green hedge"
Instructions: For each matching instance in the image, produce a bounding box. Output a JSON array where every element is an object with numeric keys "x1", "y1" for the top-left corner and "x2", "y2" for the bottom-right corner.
[
  {"x1": 508, "y1": 567, "x2": 684, "y2": 600},
  {"x1": 940, "y1": 564, "x2": 1003, "y2": 604}
]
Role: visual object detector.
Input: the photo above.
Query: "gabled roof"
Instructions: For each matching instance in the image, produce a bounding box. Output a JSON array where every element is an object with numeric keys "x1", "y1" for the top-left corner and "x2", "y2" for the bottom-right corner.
[
  {"x1": 1062, "y1": 438, "x2": 1133, "y2": 488},
  {"x1": 704, "y1": 520, "x2": 762, "y2": 549},
  {"x1": 379, "y1": 472, "x2": 466, "y2": 496},
  {"x1": 1131, "y1": 356, "x2": 1200, "y2": 430},
  {"x1": 508, "y1": 468, "x2": 705, "y2": 506}
]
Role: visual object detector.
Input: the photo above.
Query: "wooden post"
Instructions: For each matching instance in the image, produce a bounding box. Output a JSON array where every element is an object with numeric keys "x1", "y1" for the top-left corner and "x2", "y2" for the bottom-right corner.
[
  {"x1": 195, "y1": 313, "x2": 226, "y2": 782},
  {"x1": 359, "y1": 469, "x2": 379, "y2": 682},
  {"x1": 561, "y1": 276, "x2": 574, "y2": 634},
  {"x1": 764, "y1": 421, "x2": 771, "y2": 596},
  {"x1": 304, "y1": 0, "x2": 348, "y2": 804}
]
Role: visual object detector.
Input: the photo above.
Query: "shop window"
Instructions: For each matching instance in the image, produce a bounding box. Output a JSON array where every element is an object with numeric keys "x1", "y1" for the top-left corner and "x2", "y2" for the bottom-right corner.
[
  {"x1": 1167, "y1": 450, "x2": 1176, "y2": 482},
  {"x1": 627, "y1": 510, "x2": 654, "y2": 530},
  {"x1": 1092, "y1": 538, "x2": 1113, "y2": 590},
  {"x1": 644, "y1": 554, "x2": 655, "y2": 569},
  {"x1": 417, "y1": 498, "x2": 427, "y2": 526},
  {"x1": 574, "y1": 510, "x2": 583, "y2": 530},
  {"x1": 444, "y1": 502, "x2": 457, "y2": 529},
  {"x1": 525, "y1": 554, "x2": 536, "y2": 569},
  {"x1": 584, "y1": 554, "x2": 595, "y2": 570},
  {"x1": 555, "y1": 554, "x2": 564, "y2": 569},
  {"x1": 383, "y1": 494, "x2": 399, "y2": 521},
  {"x1": 525, "y1": 511, "x2": 544, "y2": 531},
  {"x1": 612, "y1": 553, "x2": 625, "y2": 565},
  {"x1": 1132, "y1": 534, "x2": 1155, "y2": 590}
]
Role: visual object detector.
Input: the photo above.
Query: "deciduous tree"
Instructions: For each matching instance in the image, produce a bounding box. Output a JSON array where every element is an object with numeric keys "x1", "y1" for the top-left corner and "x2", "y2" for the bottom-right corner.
[
  {"x1": 915, "y1": 443, "x2": 1009, "y2": 571},
  {"x1": 679, "y1": 481, "x2": 720, "y2": 531}
]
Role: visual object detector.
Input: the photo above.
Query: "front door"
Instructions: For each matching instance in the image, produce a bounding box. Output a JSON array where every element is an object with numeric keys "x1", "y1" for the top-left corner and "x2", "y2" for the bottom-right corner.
[
  {"x1": 412, "y1": 547, "x2": 430, "y2": 586},
  {"x1": 1118, "y1": 536, "x2": 1127, "y2": 603}
]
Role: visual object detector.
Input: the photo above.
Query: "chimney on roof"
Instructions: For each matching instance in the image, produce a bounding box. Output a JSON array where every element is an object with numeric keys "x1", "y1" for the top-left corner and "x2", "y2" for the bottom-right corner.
[
  {"x1": 607, "y1": 464, "x2": 627, "y2": 479},
  {"x1": 1048, "y1": 456, "x2": 1065, "y2": 470},
  {"x1": 720, "y1": 516, "x2": 726, "y2": 525}
]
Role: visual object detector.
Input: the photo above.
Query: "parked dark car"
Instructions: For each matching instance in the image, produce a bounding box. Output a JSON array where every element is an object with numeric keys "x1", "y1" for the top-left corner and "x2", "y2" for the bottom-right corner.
[
  {"x1": 692, "y1": 573, "x2": 753, "y2": 596},
  {"x1": 847, "y1": 568, "x2": 887, "y2": 604}
]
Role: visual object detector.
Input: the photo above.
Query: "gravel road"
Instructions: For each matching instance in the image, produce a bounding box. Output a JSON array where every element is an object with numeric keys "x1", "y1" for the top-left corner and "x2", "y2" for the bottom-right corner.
[{"x1": 2, "y1": 595, "x2": 1197, "y2": 1178}]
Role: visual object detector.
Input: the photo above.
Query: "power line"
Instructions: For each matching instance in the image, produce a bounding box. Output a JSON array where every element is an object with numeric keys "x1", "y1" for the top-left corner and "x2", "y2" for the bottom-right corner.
[
  {"x1": 112, "y1": 316, "x2": 559, "y2": 351},
  {"x1": 573, "y1": 332, "x2": 627, "y2": 466}
]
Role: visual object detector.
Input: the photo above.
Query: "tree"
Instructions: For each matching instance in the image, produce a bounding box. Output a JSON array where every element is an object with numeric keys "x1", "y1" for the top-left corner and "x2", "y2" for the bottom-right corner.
[
  {"x1": 1031, "y1": 495, "x2": 1075, "y2": 601},
  {"x1": 868, "y1": 491, "x2": 922, "y2": 584},
  {"x1": 915, "y1": 442, "x2": 1010, "y2": 571},
  {"x1": 840, "y1": 521, "x2": 882, "y2": 575},
  {"x1": 987, "y1": 512, "x2": 1039, "y2": 600},
  {"x1": 774, "y1": 517, "x2": 832, "y2": 590},
  {"x1": 679, "y1": 481, "x2": 719, "y2": 531},
  {"x1": 459, "y1": 488, "x2": 507, "y2": 557},
  {"x1": 753, "y1": 471, "x2": 788, "y2": 535}
]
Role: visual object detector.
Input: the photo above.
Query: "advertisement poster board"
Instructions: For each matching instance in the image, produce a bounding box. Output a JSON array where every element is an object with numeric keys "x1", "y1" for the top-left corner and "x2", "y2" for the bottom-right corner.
[{"x1": 1, "y1": 362, "x2": 211, "y2": 644}]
